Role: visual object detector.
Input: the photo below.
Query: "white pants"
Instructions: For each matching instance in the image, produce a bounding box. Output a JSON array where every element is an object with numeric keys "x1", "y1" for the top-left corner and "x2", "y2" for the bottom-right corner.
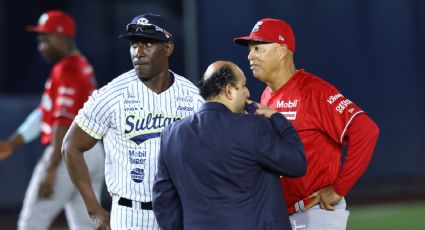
[
  {"x1": 110, "y1": 195, "x2": 159, "y2": 230},
  {"x1": 289, "y1": 198, "x2": 350, "y2": 230},
  {"x1": 18, "y1": 143, "x2": 105, "y2": 230}
]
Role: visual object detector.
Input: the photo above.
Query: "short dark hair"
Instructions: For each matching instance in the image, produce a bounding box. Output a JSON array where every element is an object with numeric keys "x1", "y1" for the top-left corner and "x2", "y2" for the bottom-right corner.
[{"x1": 199, "y1": 64, "x2": 238, "y2": 100}]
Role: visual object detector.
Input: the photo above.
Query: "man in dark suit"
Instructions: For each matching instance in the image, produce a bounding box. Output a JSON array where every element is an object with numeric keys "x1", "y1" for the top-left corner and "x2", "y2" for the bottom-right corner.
[{"x1": 152, "y1": 60, "x2": 307, "y2": 230}]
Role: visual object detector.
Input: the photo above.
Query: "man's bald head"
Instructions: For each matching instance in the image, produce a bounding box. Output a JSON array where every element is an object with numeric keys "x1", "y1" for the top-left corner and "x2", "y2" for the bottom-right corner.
[
  {"x1": 200, "y1": 61, "x2": 241, "y2": 100},
  {"x1": 203, "y1": 61, "x2": 236, "y2": 80}
]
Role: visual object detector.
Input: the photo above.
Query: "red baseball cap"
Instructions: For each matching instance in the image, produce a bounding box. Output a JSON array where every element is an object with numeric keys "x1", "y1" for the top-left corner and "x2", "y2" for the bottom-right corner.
[
  {"x1": 27, "y1": 10, "x2": 76, "y2": 37},
  {"x1": 233, "y1": 18, "x2": 296, "y2": 52}
]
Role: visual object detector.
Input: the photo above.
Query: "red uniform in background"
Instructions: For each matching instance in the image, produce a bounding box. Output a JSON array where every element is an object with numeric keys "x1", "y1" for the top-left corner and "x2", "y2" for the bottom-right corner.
[
  {"x1": 261, "y1": 69, "x2": 379, "y2": 209},
  {"x1": 0, "y1": 10, "x2": 106, "y2": 230},
  {"x1": 18, "y1": 52, "x2": 104, "y2": 230},
  {"x1": 39, "y1": 54, "x2": 96, "y2": 145}
]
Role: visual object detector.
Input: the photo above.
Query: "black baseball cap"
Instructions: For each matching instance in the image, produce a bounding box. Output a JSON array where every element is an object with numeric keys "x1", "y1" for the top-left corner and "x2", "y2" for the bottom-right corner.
[{"x1": 119, "y1": 13, "x2": 173, "y2": 42}]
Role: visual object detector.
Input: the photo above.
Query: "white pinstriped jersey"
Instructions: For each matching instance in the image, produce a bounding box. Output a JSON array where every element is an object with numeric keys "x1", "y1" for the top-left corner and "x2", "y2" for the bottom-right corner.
[{"x1": 75, "y1": 69, "x2": 203, "y2": 202}]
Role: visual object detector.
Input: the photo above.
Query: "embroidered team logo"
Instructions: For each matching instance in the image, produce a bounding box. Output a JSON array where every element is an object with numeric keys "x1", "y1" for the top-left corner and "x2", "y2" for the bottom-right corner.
[
  {"x1": 125, "y1": 113, "x2": 182, "y2": 145},
  {"x1": 137, "y1": 17, "x2": 149, "y2": 25},
  {"x1": 252, "y1": 21, "x2": 263, "y2": 32}
]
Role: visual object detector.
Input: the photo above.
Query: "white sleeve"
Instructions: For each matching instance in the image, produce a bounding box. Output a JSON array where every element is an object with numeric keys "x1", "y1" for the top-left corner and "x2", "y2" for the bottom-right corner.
[
  {"x1": 17, "y1": 108, "x2": 42, "y2": 143},
  {"x1": 74, "y1": 88, "x2": 112, "y2": 140}
]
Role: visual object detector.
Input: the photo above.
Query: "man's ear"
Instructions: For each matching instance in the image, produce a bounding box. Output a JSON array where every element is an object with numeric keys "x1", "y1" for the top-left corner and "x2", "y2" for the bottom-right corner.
[
  {"x1": 278, "y1": 44, "x2": 289, "y2": 61},
  {"x1": 165, "y1": 42, "x2": 174, "y2": 57},
  {"x1": 224, "y1": 84, "x2": 234, "y2": 100}
]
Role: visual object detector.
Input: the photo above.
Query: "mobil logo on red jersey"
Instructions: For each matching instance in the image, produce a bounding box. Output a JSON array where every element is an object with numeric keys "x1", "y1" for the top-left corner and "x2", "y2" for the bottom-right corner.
[
  {"x1": 276, "y1": 99, "x2": 299, "y2": 109},
  {"x1": 276, "y1": 99, "x2": 300, "y2": 120}
]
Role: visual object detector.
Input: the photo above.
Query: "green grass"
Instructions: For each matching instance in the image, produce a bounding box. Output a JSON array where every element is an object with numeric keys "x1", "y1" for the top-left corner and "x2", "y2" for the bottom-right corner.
[{"x1": 348, "y1": 201, "x2": 425, "y2": 230}]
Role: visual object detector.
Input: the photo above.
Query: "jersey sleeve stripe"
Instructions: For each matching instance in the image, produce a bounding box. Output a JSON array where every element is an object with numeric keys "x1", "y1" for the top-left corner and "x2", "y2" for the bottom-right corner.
[
  {"x1": 75, "y1": 116, "x2": 103, "y2": 139},
  {"x1": 339, "y1": 111, "x2": 365, "y2": 143}
]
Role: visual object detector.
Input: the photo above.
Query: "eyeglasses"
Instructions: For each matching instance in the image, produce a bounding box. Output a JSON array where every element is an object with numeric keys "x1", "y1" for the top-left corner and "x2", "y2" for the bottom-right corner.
[{"x1": 126, "y1": 23, "x2": 172, "y2": 38}]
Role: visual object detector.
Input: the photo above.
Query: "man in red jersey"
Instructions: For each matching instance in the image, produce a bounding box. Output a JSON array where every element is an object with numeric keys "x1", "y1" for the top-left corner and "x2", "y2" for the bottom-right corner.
[
  {"x1": 234, "y1": 18, "x2": 379, "y2": 229},
  {"x1": 0, "y1": 10, "x2": 104, "y2": 230}
]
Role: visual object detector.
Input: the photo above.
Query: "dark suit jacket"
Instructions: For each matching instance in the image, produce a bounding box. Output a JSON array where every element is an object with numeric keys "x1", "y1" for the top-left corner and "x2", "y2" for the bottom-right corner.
[{"x1": 153, "y1": 102, "x2": 306, "y2": 230}]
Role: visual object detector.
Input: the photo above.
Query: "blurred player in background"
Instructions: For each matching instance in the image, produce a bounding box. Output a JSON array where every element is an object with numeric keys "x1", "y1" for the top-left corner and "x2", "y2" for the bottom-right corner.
[
  {"x1": 234, "y1": 18, "x2": 379, "y2": 229},
  {"x1": 62, "y1": 13, "x2": 203, "y2": 229},
  {"x1": 0, "y1": 10, "x2": 104, "y2": 230}
]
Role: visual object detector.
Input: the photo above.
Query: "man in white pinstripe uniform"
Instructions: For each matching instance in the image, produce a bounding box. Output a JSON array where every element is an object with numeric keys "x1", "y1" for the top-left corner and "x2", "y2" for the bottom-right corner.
[{"x1": 61, "y1": 13, "x2": 204, "y2": 229}]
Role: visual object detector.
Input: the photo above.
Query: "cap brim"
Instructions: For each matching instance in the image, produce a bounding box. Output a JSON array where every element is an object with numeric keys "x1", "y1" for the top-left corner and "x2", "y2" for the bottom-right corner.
[
  {"x1": 233, "y1": 35, "x2": 274, "y2": 46},
  {"x1": 26, "y1": 25, "x2": 50, "y2": 33},
  {"x1": 119, "y1": 33, "x2": 170, "y2": 42}
]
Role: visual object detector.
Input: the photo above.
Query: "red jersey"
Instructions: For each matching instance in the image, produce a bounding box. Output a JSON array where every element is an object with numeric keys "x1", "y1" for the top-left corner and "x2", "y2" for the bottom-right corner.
[
  {"x1": 261, "y1": 69, "x2": 374, "y2": 207},
  {"x1": 39, "y1": 54, "x2": 96, "y2": 145}
]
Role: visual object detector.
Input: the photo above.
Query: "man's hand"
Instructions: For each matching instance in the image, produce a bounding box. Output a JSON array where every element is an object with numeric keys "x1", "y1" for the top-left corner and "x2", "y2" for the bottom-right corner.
[
  {"x1": 38, "y1": 167, "x2": 57, "y2": 198},
  {"x1": 302, "y1": 186, "x2": 342, "y2": 211},
  {"x1": 0, "y1": 140, "x2": 14, "y2": 160},
  {"x1": 90, "y1": 208, "x2": 111, "y2": 230},
  {"x1": 0, "y1": 134, "x2": 24, "y2": 160},
  {"x1": 247, "y1": 100, "x2": 278, "y2": 119}
]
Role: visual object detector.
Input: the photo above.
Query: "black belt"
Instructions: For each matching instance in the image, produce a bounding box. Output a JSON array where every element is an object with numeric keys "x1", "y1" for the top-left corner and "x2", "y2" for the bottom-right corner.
[{"x1": 118, "y1": 197, "x2": 153, "y2": 210}]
